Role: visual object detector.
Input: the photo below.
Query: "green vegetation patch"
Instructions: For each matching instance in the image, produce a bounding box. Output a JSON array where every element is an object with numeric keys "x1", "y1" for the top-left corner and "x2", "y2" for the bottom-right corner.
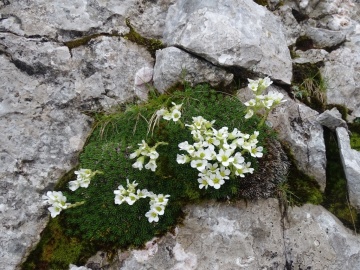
[
  {"x1": 24, "y1": 84, "x2": 275, "y2": 269},
  {"x1": 22, "y1": 218, "x2": 95, "y2": 270},
  {"x1": 282, "y1": 146, "x2": 323, "y2": 206},
  {"x1": 61, "y1": 85, "x2": 272, "y2": 249},
  {"x1": 292, "y1": 63, "x2": 327, "y2": 111},
  {"x1": 349, "y1": 122, "x2": 360, "y2": 151}
]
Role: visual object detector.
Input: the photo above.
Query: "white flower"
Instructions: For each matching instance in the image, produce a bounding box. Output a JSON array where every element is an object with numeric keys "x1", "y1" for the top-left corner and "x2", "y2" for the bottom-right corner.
[
  {"x1": 176, "y1": 154, "x2": 190, "y2": 164},
  {"x1": 219, "y1": 166, "x2": 231, "y2": 179},
  {"x1": 171, "y1": 109, "x2": 181, "y2": 122},
  {"x1": 191, "y1": 159, "x2": 208, "y2": 172},
  {"x1": 114, "y1": 192, "x2": 126, "y2": 205},
  {"x1": 145, "y1": 159, "x2": 157, "y2": 172},
  {"x1": 245, "y1": 109, "x2": 254, "y2": 119},
  {"x1": 125, "y1": 193, "x2": 139, "y2": 205},
  {"x1": 228, "y1": 128, "x2": 241, "y2": 140},
  {"x1": 206, "y1": 162, "x2": 219, "y2": 172},
  {"x1": 137, "y1": 189, "x2": 149, "y2": 198},
  {"x1": 48, "y1": 205, "x2": 62, "y2": 218},
  {"x1": 79, "y1": 178, "x2": 91, "y2": 188},
  {"x1": 233, "y1": 152, "x2": 245, "y2": 167},
  {"x1": 145, "y1": 209, "x2": 159, "y2": 223},
  {"x1": 198, "y1": 177, "x2": 210, "y2": 189},
  {"x1": 262, "y1": 99, "x2": 274, "y2": 109},
  {"x1": 216, "y1": 149, "x2": 234, "y2": 167},
  {"x1": 162, "y1": 111, "x2": 172, "y2": 121},
  {"x1": 232, "y1": 137, "x2": 245, "y2": 148},
  {"x1": 205, "y1": 136, "x2": 220, "y2": 146},
  {"x1": 156, "y1": 108, "x2": 168, "y2": 117},
  {"x1": 247, "y1": 79, "x2": 259, "y2": 92},
  {"x1": 147, "y1": 149, "x2": 159, "y2": 159},
  {"x1": 244, "y1": 162, "x2": 254, "y2": 174},
  {"x1": 42, "y1": 191, "x2": 66, "y2": 206},
  {"x1": 75, "y1": 169, "x2": 93, "y2": 182},
  {"x1": 267, "y1": 90, "x2": 286, "y2": 105},
  {"x1": 129, "y1": 148, "x2": 142, "y2": 159},
  {"x1": 260, "y1": 77, "x2": 273, "y2": 89},
  {"x1": 68, "y1": 180, "x2": 80, "y2": 191},
  {"x1": 194, "y1": 148, "x2": 213, "y2": 160},
  {"x1": 234, "y1": 164, "x2": 246, "y2": 177},
  {"x1": 250, "y1": 146, "x2": 263, "y2": 158},
  {"x1": 208, "y1": 173, "x2": 225, "y2": 189},
  {"x1": 178, "y1": 141, "x2": 196, "y2": 154},
  {"x1": 212, "y1": 127, "x2": 228, "y2": 141},
  {"x1": 150, "y1": 194, "x2": 170, "y2": 206},
  {"x1": 244, "y1": 99, "x2": 256, "y2": 107},
  {"x1": 132, "y1": 156, "x2": 145, "y2": 170},
  {"x1": 151, "y1": 204, "x2": 165, "y2": 215},
  {"x1": 42, "y1": 191, "x2": 70, "y2": 218}
]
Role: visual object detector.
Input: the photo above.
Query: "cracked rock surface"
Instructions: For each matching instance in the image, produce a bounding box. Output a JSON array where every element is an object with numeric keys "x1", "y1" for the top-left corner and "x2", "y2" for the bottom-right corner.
[
  {"x1": 0, "y1": 24, "x2": 153, "y2": 269},
  {"x1": 1, "y1": 0, "x2": 360, "y2": 269},
  {"x1": 85, "y1": 200, "x2": 360, "y2": 270}
]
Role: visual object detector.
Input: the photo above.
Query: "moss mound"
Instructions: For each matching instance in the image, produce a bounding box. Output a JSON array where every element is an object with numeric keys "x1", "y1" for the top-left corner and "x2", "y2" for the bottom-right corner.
[
  {"x1": 62, "y1": 85, "x2": 273, "y2": 249},
  {"x1": 23, "y1": 85, "x2": 279, "y2": 269}
]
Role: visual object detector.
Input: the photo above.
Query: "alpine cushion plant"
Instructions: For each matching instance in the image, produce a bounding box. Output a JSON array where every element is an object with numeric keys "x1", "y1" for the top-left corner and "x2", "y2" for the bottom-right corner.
[{"x1": 36, "y1": 79, "x2": 283, "y2": 268}]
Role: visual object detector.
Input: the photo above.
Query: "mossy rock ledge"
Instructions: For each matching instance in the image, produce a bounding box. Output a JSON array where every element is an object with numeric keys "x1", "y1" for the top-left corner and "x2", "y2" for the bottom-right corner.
[{"x1": 23, "y1": 84, "x2": 291, "y2": 269}]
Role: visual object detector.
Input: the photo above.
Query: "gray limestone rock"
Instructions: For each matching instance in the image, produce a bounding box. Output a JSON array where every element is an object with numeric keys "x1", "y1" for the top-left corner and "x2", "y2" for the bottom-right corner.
[
  {"x1": 266, "y1": 87, "x2": 326, "y2": 191},
  {"x1": 336, "y1": 127, "x2": 360, "y2": 210},
  {"x1": 88, "y1": 200, "x2": 287, "y2": 270},
  {"x1": 316, "y1": 107, "x2": 348, "y2": 131},
  {"x1": 274, "y1": 5, "x2": 302, "y2": 46},
  {"x1": 0, "y1": 31, "x2": 153, "y2": 269},
  {"x1": 0, "y1": 0, "x2": 173, "y2": 41},
  {"x1": 304, "y1": 24, "x2": 347, "y2": 48},
  {"x1": 287, "y1": 0, "x2": 359, "y2": 24},
  {"x1": 86, "y1": 200, "x2": 360, "y2": 270},
  {"x1": 322, "y1": 31, "x2": 360, "y2": 117},
  {"x1": 284, "y1": 203, "x2": 360, "y2": 269},
  {"x1": 163, "y1": 0, "x2": 292, "y2": 84},
  {"x1": 153, "y1": 47, "x2": 233, "y2": 93},
  {"x1": 293, "y1": 49, "x2": 329, "y2": 64}
]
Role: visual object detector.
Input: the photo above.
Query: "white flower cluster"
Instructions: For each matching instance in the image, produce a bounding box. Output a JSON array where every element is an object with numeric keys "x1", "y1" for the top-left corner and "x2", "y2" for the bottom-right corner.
[
  {"x1": 114, "y1": 179, "x2": 170, "y2": 223},
  {"x1": 43, "y1": 169, "x2": 96, "y2": 218},
  {"x1": 130, "y1": 140, "x2": 167, "y2": 171},
  {"x1": 68, "y1": 169, "x2": 100, "y2": 191},
  {"x1": 156, "y1": 102, "x2": 182, "y2": 122},
  {"x1": 42, "y1": 191, "x2": 71, "y2": 218},
  {"x1": 176, "y1": 116, "x2": 263, "y2": 190},
  {"x1": 244, "y1": 77, "x2": 286, "y2": 119}
]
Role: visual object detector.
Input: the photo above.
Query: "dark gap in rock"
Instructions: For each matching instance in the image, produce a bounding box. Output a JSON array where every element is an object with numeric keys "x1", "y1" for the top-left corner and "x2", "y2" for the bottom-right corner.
[
  {"x1": 291, "y1": 62, "x2": 326, "y2": 112},
  {"x1": 324, "y1": 40, "x2": 346, "y2": 53},
  {"x1": 322, "y1": 127, "x2": 360, "y2": 232},
  {"x1": 295, "y1": 36, "x2": 314, "y2": 51},
  {"x1": 291, "y1": 9, "x2": 309, "y2": 23}
]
